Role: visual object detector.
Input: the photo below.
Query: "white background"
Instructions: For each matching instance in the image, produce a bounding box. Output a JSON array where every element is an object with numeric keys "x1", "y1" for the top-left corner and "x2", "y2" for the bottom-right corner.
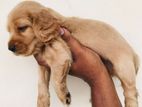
[{"x1": 0, "y1": 0, "x2": 142, "y2": 107}]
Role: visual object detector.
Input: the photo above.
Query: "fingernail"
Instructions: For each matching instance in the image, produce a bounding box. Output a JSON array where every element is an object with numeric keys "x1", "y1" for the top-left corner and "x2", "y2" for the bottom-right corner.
[{"x1": 60, "y1": 28, "x2": 65, "y2": 36}]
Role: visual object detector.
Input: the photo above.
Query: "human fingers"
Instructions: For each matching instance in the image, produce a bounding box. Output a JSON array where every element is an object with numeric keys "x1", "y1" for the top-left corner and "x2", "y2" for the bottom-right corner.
[{"x1": 60, "y1": 28, "x2": 84, "y2": 58}]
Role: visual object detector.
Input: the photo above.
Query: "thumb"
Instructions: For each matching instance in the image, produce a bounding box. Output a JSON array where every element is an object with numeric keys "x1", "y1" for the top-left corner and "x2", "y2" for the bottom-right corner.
[{"x1": 60, "y1": 28, "x2": 84, "y2": 57}]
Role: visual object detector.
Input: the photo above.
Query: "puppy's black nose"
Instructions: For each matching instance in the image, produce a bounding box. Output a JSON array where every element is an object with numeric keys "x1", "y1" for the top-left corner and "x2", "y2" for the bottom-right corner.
[{"x1": 8, "y1": 44, "x2": 16, "y2": 52}]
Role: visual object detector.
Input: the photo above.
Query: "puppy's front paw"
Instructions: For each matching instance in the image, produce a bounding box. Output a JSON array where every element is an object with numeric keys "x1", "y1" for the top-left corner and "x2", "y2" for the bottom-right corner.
[
  {"x1": 65, "y1": 92, "x2": 71, "y2": 105},
  {"x1": 58, "y1": 92, "x2": 71, "y2": 106},
  {"x1": 37, "y1": 94, "x2": 50, "y2": 107}
]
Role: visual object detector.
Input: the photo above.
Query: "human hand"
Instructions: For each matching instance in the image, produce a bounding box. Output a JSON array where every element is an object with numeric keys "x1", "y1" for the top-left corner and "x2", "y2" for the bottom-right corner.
[{"x1": 60, "y1": 28, "x2": 107, "y2": 85}]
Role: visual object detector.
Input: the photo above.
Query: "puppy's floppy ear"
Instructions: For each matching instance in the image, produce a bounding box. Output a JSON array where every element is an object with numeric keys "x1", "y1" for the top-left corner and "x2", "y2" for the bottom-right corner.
[{"x1": 31, "y1": 9, "x2": 60, "y2": 43}]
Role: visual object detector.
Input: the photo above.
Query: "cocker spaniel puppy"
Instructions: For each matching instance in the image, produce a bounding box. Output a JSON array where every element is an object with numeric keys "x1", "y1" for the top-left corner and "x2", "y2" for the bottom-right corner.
[{"x1": 7, "y1": 1, "x2": 139, "y2": 107}]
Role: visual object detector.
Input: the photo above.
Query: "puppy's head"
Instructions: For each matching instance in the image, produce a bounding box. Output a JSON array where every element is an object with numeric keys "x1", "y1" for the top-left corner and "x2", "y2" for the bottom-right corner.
[{"x1": 7, "y1": 1, "x2": 60, "y2": 56}]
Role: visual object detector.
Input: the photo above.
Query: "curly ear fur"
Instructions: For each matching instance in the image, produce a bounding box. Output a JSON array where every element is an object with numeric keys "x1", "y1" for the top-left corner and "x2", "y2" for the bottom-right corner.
[{"x1": 32, "y1": 9, "x2": 60, "y2": 43}]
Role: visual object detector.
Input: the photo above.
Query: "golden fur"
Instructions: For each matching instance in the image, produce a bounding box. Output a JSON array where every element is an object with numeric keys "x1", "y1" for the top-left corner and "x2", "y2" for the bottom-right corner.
[{"x1": 7, "y1": 1, "x2": 139, "y2": 107}]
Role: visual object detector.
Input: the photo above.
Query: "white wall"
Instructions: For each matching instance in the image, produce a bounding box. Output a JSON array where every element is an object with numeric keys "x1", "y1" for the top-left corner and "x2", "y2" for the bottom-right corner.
[{"x1": 0, "y1": 0, "x2": 142, "y2": 107}]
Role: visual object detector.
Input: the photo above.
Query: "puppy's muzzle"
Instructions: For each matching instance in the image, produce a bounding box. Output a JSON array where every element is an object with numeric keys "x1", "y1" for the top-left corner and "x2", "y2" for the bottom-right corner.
[
  {"x1": 8, "y1": 44, "x2": 16, "y2": 52},
  {"x1": 8, "y1": 40, "x2": 27, "y2": 54}
]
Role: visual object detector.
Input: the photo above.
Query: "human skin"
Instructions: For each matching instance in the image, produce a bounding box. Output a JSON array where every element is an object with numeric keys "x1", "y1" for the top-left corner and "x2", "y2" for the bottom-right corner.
[{"x1": 60, "y1": 28, "x2": 122, "y2": 107}]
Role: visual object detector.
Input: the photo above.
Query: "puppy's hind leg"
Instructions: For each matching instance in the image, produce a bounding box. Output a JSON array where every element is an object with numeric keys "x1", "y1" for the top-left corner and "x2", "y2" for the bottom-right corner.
[
  {"x1": 115, "y1": 60, "x2": 138, "y2": 107},
  {"x1": 51, "y1": 60, "x2": 71, "y2": 106},
  {"x1": 37, "y1": 66, "x2": 51, "y2": 107}
]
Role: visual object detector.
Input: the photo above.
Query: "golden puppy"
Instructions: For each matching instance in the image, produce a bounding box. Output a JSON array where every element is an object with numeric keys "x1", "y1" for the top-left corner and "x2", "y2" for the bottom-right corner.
[{"x1": 7, "y1": 1, "x2": 139, "y2": 107}]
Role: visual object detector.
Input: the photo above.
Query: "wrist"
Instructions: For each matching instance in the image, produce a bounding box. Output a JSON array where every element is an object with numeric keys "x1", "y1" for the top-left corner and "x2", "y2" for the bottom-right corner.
[{"x1": 89, "y1": 66, "x2": 109, "y2": 87}]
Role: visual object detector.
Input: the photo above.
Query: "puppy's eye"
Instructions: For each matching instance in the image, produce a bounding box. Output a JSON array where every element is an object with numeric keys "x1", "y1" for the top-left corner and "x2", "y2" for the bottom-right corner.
[{"x1": 17, "y1": 26, "x2": 28, "y2": 32}]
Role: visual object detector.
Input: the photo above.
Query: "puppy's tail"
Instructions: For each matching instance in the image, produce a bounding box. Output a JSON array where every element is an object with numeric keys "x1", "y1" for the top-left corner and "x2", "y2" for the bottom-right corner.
[{"x1": 134, "y1": 53, "x2": 140, "y2": 74}]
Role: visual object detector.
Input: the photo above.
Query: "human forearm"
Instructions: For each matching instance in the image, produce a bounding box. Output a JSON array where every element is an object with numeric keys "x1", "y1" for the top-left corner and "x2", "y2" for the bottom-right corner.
[
  {"x1": 90, "y1": 67, "x2": 122, "y2": 107},
  {"x1": 60, "y1": 28, "x2": 122, "y2": 107}
]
